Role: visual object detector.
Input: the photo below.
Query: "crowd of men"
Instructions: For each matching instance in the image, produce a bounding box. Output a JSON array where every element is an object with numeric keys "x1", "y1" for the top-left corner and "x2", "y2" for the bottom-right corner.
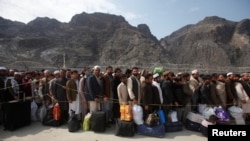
[{"x1": 0, "y1": 65, "x2": 250, "y2": 126}]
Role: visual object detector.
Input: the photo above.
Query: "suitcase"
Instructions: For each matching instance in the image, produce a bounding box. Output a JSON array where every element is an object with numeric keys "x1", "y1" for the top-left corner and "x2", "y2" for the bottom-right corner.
[
  {"x1": 3, "y1": 100, "x2": 31, "y2": 131},
  {"x1": 136, "y1": 123, "x2": 165, "y2": 138},
  {"x1": 165, "y1": 121, "x2": 183, "y2": 132},
  {"x1": 115, "y1": 119, "x2": 135, "y2": 137},
  {"x1": 91, "y1": 111, "x2": 106, "y2": 132},
  {"x1": 185, "y1": 119, "x2": 201, "y2": 132},
  {"x1": 200, "y1": 124, "x2": 208, "y2": 137},
  {"x1": 217, "y1": 120, "x2": 235, "y2": 125}
]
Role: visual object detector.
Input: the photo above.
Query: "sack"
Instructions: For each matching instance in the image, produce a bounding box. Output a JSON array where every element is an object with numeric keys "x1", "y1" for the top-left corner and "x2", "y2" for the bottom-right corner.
[
  {"x1": 53, "y1": 103, "x2": 61, "y2": 121},
  {"x1": 120, "y1": 104, "x2": 133, "y2": 121},
  {"x1": 132, "y1": 104, "x2": 144, "y2": 125},
  {"x1": 83, "y1": 112, "x2": 92, "y2": 131},
  {"x1": 68, "y1": 110, "x2": 80, "y2": 132},
  {"x1": 145, "y1": 111, "x2": 160, "y2": 127}
]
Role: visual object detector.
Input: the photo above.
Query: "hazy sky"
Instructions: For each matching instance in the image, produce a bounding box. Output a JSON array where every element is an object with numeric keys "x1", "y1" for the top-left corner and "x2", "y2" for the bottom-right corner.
[{"x1": 0, "y1": 0, "x2": 249, "y2": 39}]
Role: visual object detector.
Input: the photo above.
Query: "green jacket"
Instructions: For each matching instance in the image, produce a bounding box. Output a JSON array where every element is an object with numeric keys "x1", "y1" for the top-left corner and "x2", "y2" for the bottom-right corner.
[{"x1": 66, "y1": 79, "x2": 78, "y2": 101}]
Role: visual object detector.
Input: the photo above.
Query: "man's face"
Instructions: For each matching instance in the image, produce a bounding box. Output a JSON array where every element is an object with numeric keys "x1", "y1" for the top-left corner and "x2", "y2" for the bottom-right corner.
[
  {"x1": 132, "y1": 68, "x2": 139, "y2": 76},
  {"x1": 228, "y1": 74, "x2": 235, "y2": 80},
  {"x1": 60, "y1": 70, "x2": 66, "y2": 77},
  {"x1": 0, "y1": 70, "x2": 5, "y2": 76},
  {"x1": 241, "y1": 74, "x2": 249, "y2": 81},
  {"x1": 115, "y1": 70, "x2": 122, "y2": 77},
  {"x1": 72, "y1": 72, "x2": 79, "y2": 79},
  {"x1": 155, "y1": 76, "x2": 161, "y2": 82},
  {"x1": 193, "y1": 72, "x2": 199, "y2": 78},
  {"x1": 146, "y1": 76, "x2": 153, "y2": 84},
  {"x1": 121, "y1": 77, "x2": 127, "y2": 83},
  {"x1": 217, "y1": 74, "x2": 225, "y2": 81},
  {"x1": 94, "y1": 68, "x2": 101, "y2": 76},
  {"x1": 106, "y1": 68, "x2": 113, "y2": 75}
]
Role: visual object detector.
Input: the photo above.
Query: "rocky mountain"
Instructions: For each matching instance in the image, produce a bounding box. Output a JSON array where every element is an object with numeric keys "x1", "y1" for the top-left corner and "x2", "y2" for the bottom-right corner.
[{"x1": 0, "y1": 12, "x2": 249, "y2": 72}]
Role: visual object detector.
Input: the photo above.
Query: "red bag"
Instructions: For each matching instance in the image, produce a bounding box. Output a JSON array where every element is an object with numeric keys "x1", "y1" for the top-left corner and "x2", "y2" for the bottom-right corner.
[{"x1": 53, "y1": 103, "x2": 61, "y2": 120}]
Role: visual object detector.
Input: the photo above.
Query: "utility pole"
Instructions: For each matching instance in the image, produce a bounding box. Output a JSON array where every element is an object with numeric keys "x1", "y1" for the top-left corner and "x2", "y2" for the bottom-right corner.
[{"x1": 63, "y1": 51, "x2": 66, "y2": 69}]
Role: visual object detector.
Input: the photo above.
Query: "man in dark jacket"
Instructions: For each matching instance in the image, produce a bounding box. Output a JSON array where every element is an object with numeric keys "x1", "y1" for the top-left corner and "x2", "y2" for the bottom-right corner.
[
  {"x1": 54, "y1": 69, "x2": 69, "y2": 123},
  {"x1": 87, "y1": 65, "x2": 104, "y2": 112},
  {"x1": 161, "y1": 71, "x2": 175, "y2": 116},
  {"x1": 141, "y1": 73, "x2": 160, "y2": 120}
]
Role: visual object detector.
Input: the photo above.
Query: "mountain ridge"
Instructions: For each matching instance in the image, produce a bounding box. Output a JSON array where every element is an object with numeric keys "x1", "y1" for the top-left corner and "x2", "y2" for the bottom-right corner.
[{"x1": 0, "y1": 12, "x2": 249, "y2": 73}]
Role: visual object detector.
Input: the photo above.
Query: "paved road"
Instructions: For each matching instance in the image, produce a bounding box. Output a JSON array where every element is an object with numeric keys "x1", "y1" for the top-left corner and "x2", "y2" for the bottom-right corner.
[{"x1": 0, "y1": 121, "x2": 207, "y2": 141}]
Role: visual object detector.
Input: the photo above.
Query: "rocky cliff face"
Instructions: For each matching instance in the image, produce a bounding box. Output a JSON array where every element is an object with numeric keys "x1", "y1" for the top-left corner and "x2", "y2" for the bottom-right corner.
[
  {"x1": 0, "y1": 13, "x2": 249, "y2": 72},
  {"x1": 160, "y1": 16, "x2": 250, "y2": 67}
]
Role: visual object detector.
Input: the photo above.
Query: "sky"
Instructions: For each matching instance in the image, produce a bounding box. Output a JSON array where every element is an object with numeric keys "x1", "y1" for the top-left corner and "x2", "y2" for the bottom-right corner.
[{"x1": 0, "y1": 0, "x2": 249, "y2": 39}]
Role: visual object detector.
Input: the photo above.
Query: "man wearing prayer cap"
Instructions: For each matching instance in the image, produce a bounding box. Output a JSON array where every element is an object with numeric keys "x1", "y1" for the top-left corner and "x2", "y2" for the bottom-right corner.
[
  {"x1": 93, "y1": 65, "x2": 101, "y2": 70},
  {"x1": 191, "y1": 69, "x2": 198, "y2": 75},
  {"x1": 226, "y1": 72, "x2": 233, "y2": 77},
  {"x1": 225, "y1": 71, "x2": 237, "y2": 108},
  {"x1": 87, "y1": 65, "x2": 104, "y2": 112},
  {"x1": 54, "y1": 70, "x2": 60, "y2": 75},
  {"x1": 0, "y1": 66, "x2": 7, "y2": 70},
  {"x1": 153, "y1": 73, "x2": 160, "y2": 79}
]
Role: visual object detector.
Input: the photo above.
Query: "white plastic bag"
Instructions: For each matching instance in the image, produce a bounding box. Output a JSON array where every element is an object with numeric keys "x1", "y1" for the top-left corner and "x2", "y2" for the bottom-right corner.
[
  {"x1": 37, "y1": 104, "x2": 47, "y2": 122},
  {"x1": 31, "y1": 100, "x2": 38, "y2": 121},
  {"x1": 228, "y1": 106, "x2": 245, "y2": 125},
  {"x1": 202, "y1": 107, "x2": 215, "y2": 120},
  {"x1": 198, "y1": 104, "x2": 207, "y2": 114},
  {"x1": 168, "y1": 110, "x2": 178, "y2": 122},
  {"x1": 132, "y1": 104, "x2": 143, "y2": 125}
]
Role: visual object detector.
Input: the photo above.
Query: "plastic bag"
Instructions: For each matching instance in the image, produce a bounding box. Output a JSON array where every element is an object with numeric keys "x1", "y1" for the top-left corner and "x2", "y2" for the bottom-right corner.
[
  {"x1": 202, "y1": 106, "x2": 215, "y2": 120},
  {"x1": 37, "y1": 104, "x2": 47, "y2": 122},
  {"x1": 228, "y1": 106, "x2": 245, "y2": 125},
  {"x1": 215, "y1": 106, "x2": 230, "y2": 121},
  {"x1": 83, "y1": 112, "x2": 92, "y2": 131},
  {"x1": 68, "y1": 110, "x2": 80, "y2": 132},
  {"x1": 31, "y1": 100, "x2": 38, "y2": 121},
  {"x1": 168, "y1": 110, "x2": 178, "y2": 122},
  {"x1": 53, "y1": 103, "x2": 61, "y2": 121},
  {"x1": 132, "y1": 104, "x2": 143, "y2": 125}
]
